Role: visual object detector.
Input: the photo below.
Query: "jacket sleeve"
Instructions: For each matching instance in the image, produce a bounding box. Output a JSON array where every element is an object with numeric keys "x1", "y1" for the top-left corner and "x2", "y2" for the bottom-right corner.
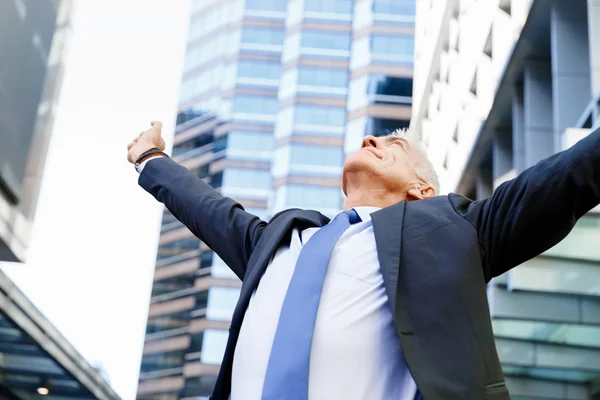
[
  {"x1": 138, "y1": 157, "x2": 267, "y2": 280},
  {"x1": 450, "y1": 128, "x2": 600, "y2": 282}
]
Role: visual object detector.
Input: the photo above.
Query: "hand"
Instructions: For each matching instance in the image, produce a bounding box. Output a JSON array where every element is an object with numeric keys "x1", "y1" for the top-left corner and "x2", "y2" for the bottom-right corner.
[{"x1": 127, "y1": 121, "x2": 167, "y2": 164}]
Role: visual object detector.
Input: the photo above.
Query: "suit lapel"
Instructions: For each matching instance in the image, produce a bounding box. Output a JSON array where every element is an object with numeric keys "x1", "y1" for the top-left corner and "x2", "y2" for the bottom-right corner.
[
  {"x1": 230, "y1": 210, "x2": 329, "y2": 326},
  {"x1": 371, "y1": 201, "x2": 405, "y2": 317}
]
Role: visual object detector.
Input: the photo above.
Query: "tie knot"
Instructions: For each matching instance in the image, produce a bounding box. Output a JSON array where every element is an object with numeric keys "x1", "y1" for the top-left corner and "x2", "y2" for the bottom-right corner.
[{"x1": 343, "y1": 209, "x2": 361, "y2": 225}]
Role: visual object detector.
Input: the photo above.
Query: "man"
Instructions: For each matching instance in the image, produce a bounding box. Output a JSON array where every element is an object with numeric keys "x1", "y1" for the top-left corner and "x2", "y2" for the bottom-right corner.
[{"x1": 128, "y1": 122, "x2": 600, "y2": 400}]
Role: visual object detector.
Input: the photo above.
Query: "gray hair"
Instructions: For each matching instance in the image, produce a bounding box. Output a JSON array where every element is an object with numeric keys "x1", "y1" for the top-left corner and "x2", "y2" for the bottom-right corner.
[{"x1": 386, "y1": 128, "x2": 440, "y2": 195}]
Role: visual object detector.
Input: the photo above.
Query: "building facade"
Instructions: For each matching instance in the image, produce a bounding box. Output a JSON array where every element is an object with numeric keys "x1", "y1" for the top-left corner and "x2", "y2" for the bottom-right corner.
[
  {"x1": 0, "y1": 0, "x2": 73, "y2": 263},
  {"x1": 412, "y1": 0, "x2": 600, "y2": 398},
  {"x1": 137, "y1": 0, "x2": 417, "y2": 398}
]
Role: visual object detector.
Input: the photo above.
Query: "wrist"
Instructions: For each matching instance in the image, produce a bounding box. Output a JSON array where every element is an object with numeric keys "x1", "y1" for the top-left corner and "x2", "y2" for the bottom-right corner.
[{"x1": 135, "y1": 148, "x2": 169, "y2": 170}]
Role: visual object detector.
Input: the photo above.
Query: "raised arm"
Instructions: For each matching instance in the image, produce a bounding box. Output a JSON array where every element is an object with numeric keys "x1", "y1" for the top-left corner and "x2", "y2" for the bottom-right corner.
[
  {"x1": 450, "y1": 128, "x2": 600, "y2": 282},
  {"x1": 127, "y1": 122, "x2": 266, "y2": 280}
]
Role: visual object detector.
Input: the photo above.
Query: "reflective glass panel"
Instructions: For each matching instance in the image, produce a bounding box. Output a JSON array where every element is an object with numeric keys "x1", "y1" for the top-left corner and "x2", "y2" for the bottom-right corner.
[
  {"x1": 493, "y1": 319, "x2": 600, "y2": 349},
  {"x1": 301, "y1": 31, "x2": 351, "y2": 50},
  {"x1": 290, "y1": 144, "x2": 344, "y2": 167},
  {"x1": 297, "y1": 67, "x2": 348, "y2": 87},
  {"x1": 242, "y1": 26, "x2": 285, "y2": 45},
  {"x1": 201, "y1": 329, "x2": 229, "y2": 364},
  {"x1": 211, "y1": 254, "x2": 238, "y2": 279},
  {"x1": 232, "y1": 95, "x2": 279, "y2": 115},
  {"x1": 295, "y1": 104, "x2": 346, "y2": 126},
  {"x1": 371, "y1": 34, "x2": 415, "y2": 56},
  {"x1": 237, "y1": 60, "x2": 281, "y2": 80},
  {"x1": 245, "y1": 0, "x2": 287, "y2": 12},
  {"x1": 373, "y1": 0, "x2": 416, "y2": 15},
  {"x1": 222, "y1": 168, "x2": 272, "y2": 189},
  {"x1": 502, "y1": 366, "x2": 598, "y2": 384},
  {"x1": 544, "y1": 216, "x2": 600, "y2": 261},
  {"x1": 226, "y1": 131, "x2": 274, "y2": 161},
  {"x1": 206, "y1": 287, "x2": 241, "y2": 321},
  {"x1": 286, "y1": 185, "x2": 341, "y2": 209},
  {"x1": 367, "y1": 75, "x2": 413, "y2": 97},
  {"x1": 304, "y1": 0, "x2": 353, "y2": 14}
]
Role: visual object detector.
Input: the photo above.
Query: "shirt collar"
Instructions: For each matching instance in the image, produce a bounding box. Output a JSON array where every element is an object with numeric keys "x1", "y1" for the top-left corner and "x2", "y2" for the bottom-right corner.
[{"x1": 348, "y1": 206, "x2": 381, "y2": 223}]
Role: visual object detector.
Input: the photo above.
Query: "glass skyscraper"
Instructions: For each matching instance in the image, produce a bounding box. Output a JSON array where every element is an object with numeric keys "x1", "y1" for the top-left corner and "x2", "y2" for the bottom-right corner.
[{"x1": 137, "y1": 0, "x2": 416, "y2": 398}]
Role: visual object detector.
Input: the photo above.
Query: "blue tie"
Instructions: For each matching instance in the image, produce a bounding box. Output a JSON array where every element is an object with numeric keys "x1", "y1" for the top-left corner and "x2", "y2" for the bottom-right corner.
[{"x1": 261, "y1": 209, "x2": 361, "y2": 400}]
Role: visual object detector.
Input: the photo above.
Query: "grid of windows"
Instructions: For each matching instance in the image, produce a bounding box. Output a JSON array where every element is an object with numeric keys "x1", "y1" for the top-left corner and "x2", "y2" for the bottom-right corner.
[
  {"x1": 245, "y1": 0, "x2": 287, "y2": 12},
  {"x1": 373, "y1": 0, "x2": 416, "y2": 15},
  {"x1": 301, "y1": 31, "x2": 351, "y2": 51},
  {"x1": 237, "y1": 60, "x2": 281, "y2": 80},
  {"x1": 304, "y1": 0, "x2": 353, "y2": 14},
  {"x1": 242, "y1": 26, "x2": 285, "y2": 46},
  {"x1": 232, "y1": 95, "x2": 279, "y2": 115},
  {"x1": 222, "y1": 168, "x2": 272, "y2": 190},
  {"x1": 372, "y1": 34, "x2": 415, "y2": 57},
  {"x1": 296, "y1": 104, "x2": 346, "y2": 127},
  {"x1": 287, "y1": 185, "x2": 341, "y2": 209},
  {"x1": 297, "y1": 67, "x2": 348, "y2": 88}
]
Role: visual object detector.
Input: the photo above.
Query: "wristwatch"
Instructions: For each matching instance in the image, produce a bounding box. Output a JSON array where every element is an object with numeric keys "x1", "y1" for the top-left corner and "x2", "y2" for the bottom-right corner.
[{"x1": 135, "y1": 148, "x2": 169, "y2": 170}]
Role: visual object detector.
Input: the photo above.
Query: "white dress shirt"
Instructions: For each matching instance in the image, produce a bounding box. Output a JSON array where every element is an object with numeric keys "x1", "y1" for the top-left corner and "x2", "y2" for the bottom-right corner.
[{"x1": 231, "y1": 207, "x2": 417, "y2": 400}]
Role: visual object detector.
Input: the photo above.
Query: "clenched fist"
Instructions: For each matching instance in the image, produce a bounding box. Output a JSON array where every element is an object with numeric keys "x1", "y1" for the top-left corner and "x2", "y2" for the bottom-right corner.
[{"x1": 127, "y1": 121, "x2": 166, "y2": 164}]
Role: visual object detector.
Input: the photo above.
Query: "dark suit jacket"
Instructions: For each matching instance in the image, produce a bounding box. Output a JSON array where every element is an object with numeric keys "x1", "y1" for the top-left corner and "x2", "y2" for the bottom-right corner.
[{"x1": 139, "y1": 129, "x2": 600, "y2": 400}]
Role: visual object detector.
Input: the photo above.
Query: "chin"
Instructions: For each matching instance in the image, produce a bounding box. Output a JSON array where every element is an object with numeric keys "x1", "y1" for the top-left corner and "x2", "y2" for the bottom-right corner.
[{"x1": 344, "y1": 152, "x2": 378, "y2": 173}]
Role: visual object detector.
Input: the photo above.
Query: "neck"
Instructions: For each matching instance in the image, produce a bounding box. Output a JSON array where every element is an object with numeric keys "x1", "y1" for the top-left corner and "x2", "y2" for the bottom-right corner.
[{"x1": 343, "y1": 187, "x2": 406, "y2": 210}]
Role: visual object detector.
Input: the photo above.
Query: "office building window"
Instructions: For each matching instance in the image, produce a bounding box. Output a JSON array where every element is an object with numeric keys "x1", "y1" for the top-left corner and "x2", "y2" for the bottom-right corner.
[
  {"x1": 273, "y1": 144, "x2": 343, "y2": 177},
  {"x1": 206, "y1": 287, "x2": 241, "y2": 321},
  {"x1": 222, "y1": 168, "x2": 272, "y2": 190},
  {"x1": 201, "y1": 329, "x2": 229, "y2": 364},
  {"x1": 290, "y1": 144, "x2": 344, "y2": 167},
  {"x1": 304, "y1": 0, "x2": 353, "y2": 14},
  {"x1": 232, "y1": 95, "x2": 279, "y2": 115},
  {"x1": 297, "y1": 67, "x2": 348, "y2": 87},
  {"x1": 371, "y1": 34, "x2": 415, "y2": 56},
  {"x1": 301, "y1": 31, "x2": 351, "y2": 50},
  {"x1": 287, "y1": 185, "x2": 341, "y2": 209},
  {"x1": 227, "y1": 131, "x2": 273, "y2": 152},
  {"x1": 296, "y1": 104, "x2": 346, "y2": 127},
  {"x1": 367, "y1": 75, "x2": 413, "y2": 97},
  {"x1": 242, "y1": 26, "x2": 285, "y2": 45},
  {"x1": 373, "y1": 0, "x2": 416, "y2": 15},
  {"x1": 245, "y1": 0, "x2": 287, "y2": 12},
  {"x1": 237, "y1": 60, "x2": 281, "y2": 80}
]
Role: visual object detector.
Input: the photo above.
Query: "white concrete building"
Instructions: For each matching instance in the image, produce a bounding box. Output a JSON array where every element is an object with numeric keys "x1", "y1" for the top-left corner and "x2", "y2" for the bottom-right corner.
[{"x1": 412, "y1": 0, "x2": 600, "y2": 398}]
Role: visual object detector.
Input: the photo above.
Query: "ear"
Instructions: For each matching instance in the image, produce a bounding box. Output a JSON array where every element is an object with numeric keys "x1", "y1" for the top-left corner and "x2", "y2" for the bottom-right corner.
[{"x1": 406, "y1": 184, "x2": 435, "y2": 202}]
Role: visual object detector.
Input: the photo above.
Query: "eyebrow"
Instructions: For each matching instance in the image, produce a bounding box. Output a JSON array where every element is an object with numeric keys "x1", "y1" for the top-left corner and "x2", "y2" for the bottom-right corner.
[{"x1": 385, "y1": 136, "x2": 411, "y2": 150}]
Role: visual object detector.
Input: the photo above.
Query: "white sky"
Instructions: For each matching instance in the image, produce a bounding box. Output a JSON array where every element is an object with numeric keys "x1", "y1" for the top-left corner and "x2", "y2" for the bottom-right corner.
[{"x1": 1, "y1": 1, "x2": 191, "y2": 399}]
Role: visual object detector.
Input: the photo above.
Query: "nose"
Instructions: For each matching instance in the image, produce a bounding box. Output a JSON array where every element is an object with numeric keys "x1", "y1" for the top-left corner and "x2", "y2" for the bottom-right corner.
[{"x1": 361, "y1": 135, "x2": 378, "y2": 149}]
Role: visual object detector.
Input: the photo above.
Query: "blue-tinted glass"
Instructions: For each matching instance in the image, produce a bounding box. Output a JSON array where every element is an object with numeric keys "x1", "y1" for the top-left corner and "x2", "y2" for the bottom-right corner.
[
  {"x1": 238, "y1": 60, "x2": 281, "y2": 80},
  {"x1": 297, "y1": 67, "x2": 348, "y2": 87},
  {"x1": 201, "y1": 329, "x2": 229, "y2": 364},
  {"x1": 290, "y1": 144, "x2": 344, "y2": 167},
  {"x1": 242, "y1": 27, "x2": 285, "y2": 45},
  {"x1": 368, "y1": 118, "x2": 410, "y2": 136},
  {"x1": 206, "y1": 287, "x2": 241, "y2": 321},
  {"x1": 305, "y1": 0, "x2": 353, "y2": 14},
  {"x1": 287, "y1": 185, "x2": 340, "y2": 209},
  {"x1": 245, "y1": 0, "x2": 287, "y2": 12},
  {"x1": 295, "y1": 104, "x2": 346, "y2": 126},
  {"x1": 371, "y1": 34, "x2": 415, "y2": 55},
  {"x1": 222, "y1": 168, "x2": 272, "y2": 189},
  {"x1": 373, "y1": 0, "x2": 416, "y2": 15},
  {"x1": 367, "y1": 75, "x2": 413, "y2": 97},
  {"x1": 301, "y1": 31, "x2": 351, "y2": 50},
  {"x1": 228, "y1": 131, "x2": 274, "y2": 152},
  {"x1": 232, "y1": 95, "x2": 279, "y2": 115}
]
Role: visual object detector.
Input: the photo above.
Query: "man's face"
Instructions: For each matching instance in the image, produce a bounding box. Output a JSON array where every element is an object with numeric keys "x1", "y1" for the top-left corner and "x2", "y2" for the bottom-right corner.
[{"x1": 342, "y1": 135, "x2": 423, "y2": 195}]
